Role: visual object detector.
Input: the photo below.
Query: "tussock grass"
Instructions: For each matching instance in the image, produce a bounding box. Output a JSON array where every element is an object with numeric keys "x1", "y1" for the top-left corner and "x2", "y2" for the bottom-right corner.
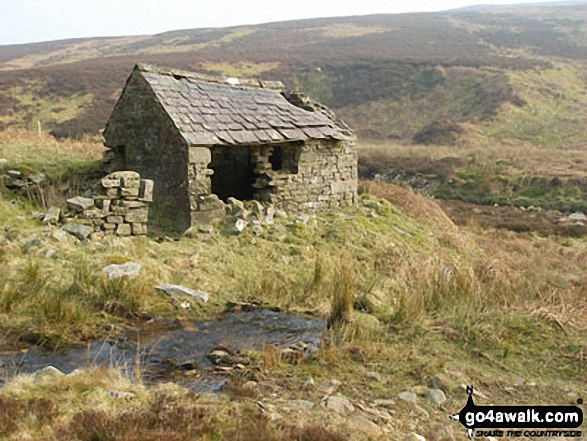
[
  {"x1": 328, "y1": 258, "x2": 354, "y2": 328},
  {"x1": 0, "y1": 132, "x2": 585, "y2": 440},
  {"x1": 1, "y1": 368, "x2": 349, "y2": 441},
  {"x1": 359, "y1": 138, "x2": 587, "y2": 212},
  {"x1": 0, "y1": 130, "x2": 103, "y2": 176}
]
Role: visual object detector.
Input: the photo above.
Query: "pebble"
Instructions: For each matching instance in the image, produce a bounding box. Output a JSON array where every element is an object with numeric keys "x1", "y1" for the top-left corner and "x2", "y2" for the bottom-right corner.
[
  {"x1": 102, "y1": 262, "x2": 142, "y2": 280},
  {"x1": 155, "y1": 284, "x2": 209, "y2": 303},
  {"x1": 373, "y1": 399, "x2": 396, "y2": 408},
  {"x1": 349, "y1": 413, "x2": 382, "y2": 436},
  {"x1": 107, "y1": 390, "x2": 136, "y2": 400},
  {"x1": 425, "y1": 388, "x2": 446, "y2": 406},
  {"x1": 317, "y1": 379, "x2": 342, "y2": 395},
  {"x1": 365, "y1": 371, "x2": 385, "y2": 383},
  {"x1": 404, "y1": 433, "x2": 426, "y2": 441},
  {"x1": 398, "y1": 391, "x2": 417, "y2": 403},
  {"x1": 321, "y1": 393, "x2": 355, "y2": 414},
  {"x1": 290, "y1": 400, "x2": 314, "y2": 410},
  {"x1": 198, "y1": 224, "x2": 213, "y2": 234}
]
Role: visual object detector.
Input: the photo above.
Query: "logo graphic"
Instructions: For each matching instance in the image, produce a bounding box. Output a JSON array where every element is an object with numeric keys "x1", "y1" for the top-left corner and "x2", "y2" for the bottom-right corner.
[{"x1": 450, "y1": 386, "x2": 583, "y2": 439}]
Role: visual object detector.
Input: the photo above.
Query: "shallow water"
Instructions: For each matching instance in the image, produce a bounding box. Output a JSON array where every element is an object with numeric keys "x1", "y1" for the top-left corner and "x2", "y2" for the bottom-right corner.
[{"x1": 0, "y1": 309, "x2": 326, "y2": 393}]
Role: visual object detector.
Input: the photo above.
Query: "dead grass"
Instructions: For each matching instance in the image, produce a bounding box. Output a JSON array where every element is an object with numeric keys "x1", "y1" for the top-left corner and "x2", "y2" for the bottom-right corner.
[
  {"x1": 0, "y1": 130, "x2": 103, "y2": 173},
  {"x1": 328, "y1": 258, "x2": 354, "y2": 328},
  {"x1": 0, "y1": 132, "x2": 586, "y2": 440},
  {"x1": 1, "y1": 368, "x2": 349, "y2": 441},
  {"x1": 359, "y1": 138, "x2": 587, "y2": 181}
]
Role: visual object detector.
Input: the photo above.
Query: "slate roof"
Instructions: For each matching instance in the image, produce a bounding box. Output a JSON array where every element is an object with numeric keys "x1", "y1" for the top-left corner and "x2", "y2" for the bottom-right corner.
[{"x1": 135, "y1": 64, "x2": 351, "y2": 146}]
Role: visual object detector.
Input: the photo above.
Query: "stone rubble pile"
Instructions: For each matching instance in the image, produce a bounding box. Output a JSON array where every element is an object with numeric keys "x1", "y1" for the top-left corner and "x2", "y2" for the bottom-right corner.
[
  {"x1": 43, "y1": 171, "x2": 154, "y2": 240},
  {"x1": 1, "y1": 167, "x2": 47, "y2": 190},
  {"x1": 223, "y1": 197, "x2": 290, "y2": 234},
  {"x1": 69, "y1": 171, "x2": 153, "y2": 237}
]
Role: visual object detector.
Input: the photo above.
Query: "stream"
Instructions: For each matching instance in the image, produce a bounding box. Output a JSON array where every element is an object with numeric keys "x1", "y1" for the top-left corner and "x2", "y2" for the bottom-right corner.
[{"x1": 0, "y1": 309, "x2": 327, "y2": 393}]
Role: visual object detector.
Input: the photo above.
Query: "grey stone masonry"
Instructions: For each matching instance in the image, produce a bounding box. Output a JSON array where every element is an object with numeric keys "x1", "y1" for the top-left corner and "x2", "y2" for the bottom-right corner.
[
  {"x1": 64, "y1": 171, "x2": 154, "y2": 237},
  {"x1": 102, "y1": 64, "x2": 358, "y2": 232}
]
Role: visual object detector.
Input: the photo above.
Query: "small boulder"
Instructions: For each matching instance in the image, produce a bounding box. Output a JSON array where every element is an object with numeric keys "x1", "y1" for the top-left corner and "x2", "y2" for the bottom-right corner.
[
  {"x1": 23, "y1": 235, "x2": 42, "y2": 250},
  {"x1": 373, "y1": 399, "x2": 396, "y2": 408},
  {"x1": 249, "y1": 200, "x2": 264, "y2": 214},
  {"x1": 43, "y1": 206, "x2": 61, "y2": 224},
  {"x1": 302, "y1": 378, "x2": 315, "y2": 390},
  {"x1": 425, "y1": 388, "x2": 446, "y2": 406},
  {"x1": 274, "y1": 209, "x2": 288, "y2": 219},
  {"x1": 365, "y1": 371, "x2": 385, "y2": 383},
  {"x1": 569, "y1": 212, "x2": 587, "y2": 221},
  {"x1": 45, "y1": 249, "x2": 56, "y2": 259},
  {"x1": 102, "y1": 262, "x2": 142, "y2": 280},
  {"x1": 349, "y1": 413, "x2": 382, "y2": 437},
  {"x1": 34, "y1": 366, "x2": 64, "y2": 382},
  {"x1": 317, "y1": 379, "x2": 342, "y2": 395},
  {"x1": 62, "y1": 223, "x2": 94, "y2": 240},
  {"x1": 398, "y1": 391, "x2": 417, "y2": 403},
  {"x1": 27, "y1": 173, "x2": 46, "y2": 185},
  {"x1": 321, "y1": 393, "x2": 354, "y2": 414},
  {"x1": 66, "y1": 196, "x2": 95, "y2": 212},
  {"x1": 51, "y1": 229, "x2": 71, "y2": 243},
  {"x1": 155, "y1": 284, "x2": 209, "y2": 303},
  {"x1": 233, "y1": 219, "x2": 247, "y2": 233},
  {"x1": 107, "y1": 390, "x2": 136, "y2": 400},
  {"x1": 198, "y1": 224, "x2": 213, "y2": 234},
  {"x1": 291, "y1": 400, "x2": 314, "y2": 410}
]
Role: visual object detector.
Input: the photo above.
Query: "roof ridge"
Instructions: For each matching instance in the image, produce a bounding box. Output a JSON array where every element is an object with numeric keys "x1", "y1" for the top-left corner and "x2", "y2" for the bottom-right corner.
[{"x1": 135, "y1": 63, "x2": 284, "y2": 90}]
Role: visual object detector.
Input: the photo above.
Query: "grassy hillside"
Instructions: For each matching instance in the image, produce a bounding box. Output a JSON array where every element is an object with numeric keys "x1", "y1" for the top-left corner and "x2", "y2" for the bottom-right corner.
[
  {"x1": 0, "y1": 132, "x2": 586, "y2": 440},
  {"x1": 0, "y1": 3, "x2": 587, "y2": 145}
]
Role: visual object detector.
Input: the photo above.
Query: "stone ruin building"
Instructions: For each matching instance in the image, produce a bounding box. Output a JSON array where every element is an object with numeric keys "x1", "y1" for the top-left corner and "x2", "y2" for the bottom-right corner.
[{"x1": 102, "y1": 64, "x2": 358, "y2": 232}]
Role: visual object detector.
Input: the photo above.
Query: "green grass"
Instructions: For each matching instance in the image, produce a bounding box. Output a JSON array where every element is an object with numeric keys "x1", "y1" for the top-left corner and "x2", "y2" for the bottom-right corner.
[
  {"x1": 481, "y1": 65, "x2": 587, "y2": 149},
  {"x1": 0, "y1": 133, "x2": 586, "y2": 440},
  {"x1": 435, "y1": 168, "x2": 587, "y2": 212},
  {"x1": 0, "y1": 80, "x2": 93, "y2": 132}
]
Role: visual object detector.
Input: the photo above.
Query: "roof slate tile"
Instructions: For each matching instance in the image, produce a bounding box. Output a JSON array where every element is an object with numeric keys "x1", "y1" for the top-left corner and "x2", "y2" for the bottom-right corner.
[{"x1": 140, "y1": 67, "x2": 349, "y2": 146}]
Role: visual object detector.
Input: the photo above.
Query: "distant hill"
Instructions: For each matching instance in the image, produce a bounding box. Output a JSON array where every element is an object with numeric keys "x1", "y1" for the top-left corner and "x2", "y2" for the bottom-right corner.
[{"x1": 1, "y1": 2, "x2": 587, "y2": 148}]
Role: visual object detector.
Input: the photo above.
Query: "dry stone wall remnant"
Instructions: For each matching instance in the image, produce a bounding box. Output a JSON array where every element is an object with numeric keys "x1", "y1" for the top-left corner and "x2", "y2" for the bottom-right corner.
[{"x1": 63, "y1": 171, "x2": 153, "y2": 238}]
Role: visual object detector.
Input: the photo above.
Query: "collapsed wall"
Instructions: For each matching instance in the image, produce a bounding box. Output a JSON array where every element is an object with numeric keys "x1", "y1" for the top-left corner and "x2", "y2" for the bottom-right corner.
[{"x1": 63, "y1": 171, "x2": 154, "y2": 238}]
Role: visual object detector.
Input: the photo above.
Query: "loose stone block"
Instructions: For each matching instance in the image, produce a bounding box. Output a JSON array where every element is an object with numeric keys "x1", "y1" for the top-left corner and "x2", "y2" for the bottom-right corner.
[
  {"x1": 139, "y1": 179, "x2": 154, "y2": 202},
  {"x1": 43, "y1": 206, "x2": 61, "y2": 224},
  {"x1": 120, "y1": 187, "x2": 139, "y2": 198},
  {"x1": 67, "y1": 196, "x2": 95, "y2": 212},
  {"x1": 116, "y1": 223, "x2": 132, "y2": 236},
  {"x1": 62, "y1": 223, "x2": 93, "y2": 240},
  {"x1": 131, "y1": 223, "x2": 147, "y2": 235},
  {"x1": 125, "y1": 208, "x2": 148, "y2": 223},
  {"x1": 83, "y1": 209, "x2": 103, "y2": 219},
  {"x1": 103, "y1": 171, "x2": 140, "y2": 189},
  {"x1": 120, "y1": 200, "x2": 147, "y2": 208},
  {"x1": 107, "y1": 215, "x2": 124, "y2": 224},
  {"x1": 106, "y1": 188, "x2": 119, "y2": 198},
  {"x1": 112, "y1": 206, "x2": 129, "y2": 216},
  {"x1": 101, "y1": 177, "x2": 121, "y2": 188}
]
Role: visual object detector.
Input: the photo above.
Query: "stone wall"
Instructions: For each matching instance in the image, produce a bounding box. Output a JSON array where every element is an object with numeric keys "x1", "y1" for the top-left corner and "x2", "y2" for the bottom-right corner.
[
  {"x1": 64, "y1": 171, "x2": 153, "y2": 238},
  {"x1": 187, "y1": 147, "x2": 226, "y2": 225},
  {"x1": 253, "y1": 138, "x2": 357, "y2": 212},
  {"x1": 102, "y1": 71, "x2": 357, "y2": 231},
  {"x1": 185, "y1": 138, "x2": 357, "y2": 226},
  {"x1": 103, "y1": 72, "x2": 191, "y2": 231}
]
